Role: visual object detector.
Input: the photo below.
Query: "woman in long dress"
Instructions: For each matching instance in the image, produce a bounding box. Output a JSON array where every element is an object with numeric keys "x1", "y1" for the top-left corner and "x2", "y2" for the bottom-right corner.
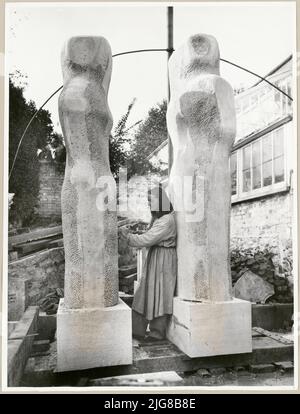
[{"x1": 120, "y1": 185, "x2": 177, "y2": 342}]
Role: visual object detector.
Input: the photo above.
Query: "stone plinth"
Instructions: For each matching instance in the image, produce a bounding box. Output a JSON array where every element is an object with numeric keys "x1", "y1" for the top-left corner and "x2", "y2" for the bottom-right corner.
[
  {"x1": 57, "y1": 299, "x2": 132, "y2": 372},
  {"x1": 167, "y1": 297, "x2": 252, "y2": 358}
]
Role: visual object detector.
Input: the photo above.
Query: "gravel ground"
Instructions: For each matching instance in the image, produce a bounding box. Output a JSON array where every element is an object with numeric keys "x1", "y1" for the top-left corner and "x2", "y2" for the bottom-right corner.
[{"x1": 179, "y1": 369, "x2": 294, "y2": 387}]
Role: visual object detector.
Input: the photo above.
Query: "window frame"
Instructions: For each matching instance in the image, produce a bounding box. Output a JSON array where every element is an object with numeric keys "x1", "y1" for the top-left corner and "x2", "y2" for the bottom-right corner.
[{"x1": 231, "y1": 122, "x2": 289, "y2": 203}]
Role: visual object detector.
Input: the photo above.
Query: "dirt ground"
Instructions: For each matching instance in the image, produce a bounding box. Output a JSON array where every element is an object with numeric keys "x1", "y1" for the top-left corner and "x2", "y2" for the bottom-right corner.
[{"x1": 179, "y1": 369, "x2": 294, "y2": 387}]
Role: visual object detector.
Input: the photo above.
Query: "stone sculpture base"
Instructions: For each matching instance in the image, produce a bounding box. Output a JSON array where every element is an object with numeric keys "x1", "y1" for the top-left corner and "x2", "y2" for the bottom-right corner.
[
  {"x1": 167, "y1": 297, "x2": 252, "y2": 358},
  {"x1": 57, "y1": 298, "x2": 132, "y2": 372}
]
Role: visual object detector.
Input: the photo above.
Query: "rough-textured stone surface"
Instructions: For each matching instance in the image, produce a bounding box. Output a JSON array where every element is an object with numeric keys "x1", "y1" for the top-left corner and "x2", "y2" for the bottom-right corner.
[
  {"x1": 8, "y1": 248, "x2": 65, "y2": 312},
  {"x1": 230, "y1": 245, "x2": 293, "y2": 303},
  {"x1": 167, "y1": 34, "x2": 236, "y2": 302},
  {"x1": 8, "y1": 277, "x2": 31, "y2": 321},
  {"x1": 37, "y1": 160, "x2": 65, "y2": 220},
  {"x1": 57, "y1": 36, "x2": 132, "y2": 372},
  {"x1": 252, "y1": 303, "x2": 293, "y2": 331},
  {"x1": 7, "y1": 306, "x2": 39, "y2": 387},
  {"x1": 233, "y1": 270, "x2": 275, "y2": 303},
  {"x1": 56, "y1": 298, "x2": 132, "y2": 372},
  {"x1": 230, "y1": 191, "x2": 293, "y2": 302},
  {"x1": 37, "y1": 312, "x2": 57, "y2": 341},
  {"x1": 58, "y1": 36, "x2": 118, "y2": 309},
  {"x1": 167, "y1": 297, "x2": 252, "y2": 358}
]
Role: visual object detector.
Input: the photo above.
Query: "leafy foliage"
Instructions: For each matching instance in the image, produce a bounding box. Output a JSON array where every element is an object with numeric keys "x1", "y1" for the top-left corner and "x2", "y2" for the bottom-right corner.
[
  {"x1": 9, "y1": 73, "x2": 54, "y2": 226},
  {"x1": 109, "y1": 98, "x2": 139, "y2": 179},
  {"x1": 126, "y1": 100, "x2": 168, "y2": 178},
  {"x1": 38, "y1": 132, "x2": 66, "y2": 162}
]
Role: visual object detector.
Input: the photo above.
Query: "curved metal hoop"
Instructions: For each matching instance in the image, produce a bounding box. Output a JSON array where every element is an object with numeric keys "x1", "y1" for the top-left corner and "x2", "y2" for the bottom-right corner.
[{"x1": 9, "y1": 48, "x2": 292, "y2": 181}]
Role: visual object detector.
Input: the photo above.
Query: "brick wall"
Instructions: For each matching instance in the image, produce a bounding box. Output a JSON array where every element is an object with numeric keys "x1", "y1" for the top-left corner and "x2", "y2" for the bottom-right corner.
[
  {"x1": 37, "y1": 160, "x2": 65, "y2": 220},
  {"x1": 230, "y1": 190, "x2": 293, "y2": 260}
]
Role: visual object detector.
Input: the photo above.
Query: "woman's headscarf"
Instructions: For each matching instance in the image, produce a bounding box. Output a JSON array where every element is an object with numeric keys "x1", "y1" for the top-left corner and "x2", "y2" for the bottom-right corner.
[{"x1": 148, "y1": 184, "x2": 173, "y2": 227}]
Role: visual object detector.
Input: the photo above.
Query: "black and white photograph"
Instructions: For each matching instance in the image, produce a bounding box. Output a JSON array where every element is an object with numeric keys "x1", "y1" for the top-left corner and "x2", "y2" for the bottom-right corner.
[{"x1": 2, "y1": 1, "x2": 298, "y2": 391}]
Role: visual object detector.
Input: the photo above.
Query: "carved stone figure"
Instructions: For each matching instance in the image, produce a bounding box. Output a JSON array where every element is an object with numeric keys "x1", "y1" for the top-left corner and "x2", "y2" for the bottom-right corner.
[
  {"x1": 167, "y1": 34, "x2": 236, "y2": 302},
  {"x1": 58, "y1": 36, "x2": 118, "y2": 309}
]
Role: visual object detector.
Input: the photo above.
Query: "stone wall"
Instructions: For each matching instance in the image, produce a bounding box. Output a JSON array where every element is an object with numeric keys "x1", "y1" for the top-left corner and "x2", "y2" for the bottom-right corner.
[
  {"x1": 230, "y1": 189, "x2": 293, "y2": 302},
  {"x1": 230, "y1": 190, "x2": 293, "y2": 262},
  {"x1": 8, "y1": 248, "x2": 65, "y2": 320},
  {"x1": 37, "y1": 160, "x2": 65, "y2": 220}
]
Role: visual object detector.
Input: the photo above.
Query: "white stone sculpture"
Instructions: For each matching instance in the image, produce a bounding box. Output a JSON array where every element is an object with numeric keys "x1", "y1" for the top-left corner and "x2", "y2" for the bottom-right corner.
[
  {"x1": 166, "y1": 34, "x2": 252, "y2": 357},
  {"x1": 56, "y1": 36, "x2": 132, "y2": 372}
]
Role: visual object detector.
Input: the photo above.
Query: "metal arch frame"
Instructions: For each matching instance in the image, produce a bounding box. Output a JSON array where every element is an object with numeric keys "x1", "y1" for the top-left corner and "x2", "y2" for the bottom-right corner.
[{"x1": 8, "y1": 47, "x2": 293, "y2": 181}]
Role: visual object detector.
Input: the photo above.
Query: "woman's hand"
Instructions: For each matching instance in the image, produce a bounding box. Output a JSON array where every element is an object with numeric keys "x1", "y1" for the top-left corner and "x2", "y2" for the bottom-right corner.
[{"x1": 119, "y1": 226, "x2": 130, "y2": 240}]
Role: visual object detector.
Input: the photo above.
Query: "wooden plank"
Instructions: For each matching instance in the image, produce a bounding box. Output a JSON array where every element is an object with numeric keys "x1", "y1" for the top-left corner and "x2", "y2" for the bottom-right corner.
[
  {"x1": 15, "y1": 239, "x2": 55, "y2": 255},
  {"x1": 21, "y1": 333, "x2": 294, "y2": 386},
  {"x1": 90, "y1": 371, "x2": 183, "y2": 386},
  {"x1": 9, "y1": 226, "x2": 62, "y2": 248},
  {"x1": 8, "y1": 306, "x2": 39, "y2": 386}
]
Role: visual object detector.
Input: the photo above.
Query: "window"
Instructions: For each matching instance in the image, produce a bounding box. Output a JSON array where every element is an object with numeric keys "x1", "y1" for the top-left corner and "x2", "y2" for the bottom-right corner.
[
  {"x1": 252, "y1": 140, "x2": 261, "y2": 189},
  {"x1": 230, "y1": 152, "x2": 237, "y2": 195},
  {"x1": 242, "y1": 145, "x2": 251, "y2": 192},
  {"x1": 262, "y1": 134, "x2": 272, "y2": 186},
  {"x1": 231, "y1": 124, "x2": 287, "y2": 199},
  {"x1": 273, "y1": 127, "x2": 284, "y2": 183},
  {"x1": 274, "y1": 77, "x2": 292, "y2": 116}
]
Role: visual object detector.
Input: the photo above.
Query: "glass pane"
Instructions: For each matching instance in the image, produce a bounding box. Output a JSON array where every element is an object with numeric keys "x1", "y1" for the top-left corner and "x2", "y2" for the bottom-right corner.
[
  {"x1": 253, "y1": 166, "x2": 261, "y2": 189},
  {"x1": 262, "y1": 134, "x2": 272, "y2": 187},
  {"x1": 273, "y1": 128, "x2": 284, "y2": 158},
  {"x1": 274, "y1": 155, "x2": 284, "y2": 183},
  {"x1": 243, "y1": 169, "x2": 251, "y2": 192},
  {"x1": 263, "y1": 161, "x2": 272, "y2": 186},
  {"x1": 251, "y1": 94, "x2": 258, "y2": 106},
  {"x1": 274, "y1": 91, "x2": 281, "y2": 103},
  {"x1": 252, "y1": 141, "x2": 261, "y2": 167},
  {"x1": 252, "y1": 141, "x2": 261, "y2": 189},
  {"x1": 243, "y1": 145, "x2": 251, "y2": 169},
  {"x1": 242, "y1": 98, "x2": 249, "y2": 111},
  {"x1": 230, "y1": 152, "x2": 237, "y2": 195},
  {"x1": 242, "y1": 145, "x2": 251, "y2": 192},
  {"x1": 287, "y1": 83, "x2": 292, "y2": 108},
  {"x1": 263, "y1": 134, "x2": 272, "y2": 162}
]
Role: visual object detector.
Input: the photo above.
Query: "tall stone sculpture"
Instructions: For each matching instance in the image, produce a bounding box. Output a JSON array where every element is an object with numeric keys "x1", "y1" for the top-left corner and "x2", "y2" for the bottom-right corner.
[
  {"x1": 56, "y1": 36, "x2": 132, "y2": 372},
  {"x1": 166, "y1": 34, "x2": 252, "y2": 357}
]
